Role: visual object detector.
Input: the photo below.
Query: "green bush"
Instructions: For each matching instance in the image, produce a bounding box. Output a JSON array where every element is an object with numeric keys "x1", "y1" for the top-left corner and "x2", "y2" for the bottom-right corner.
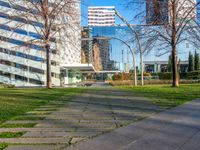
[
  {"x1": 187, "y1": 70, "x2": 200, "y2": 79},
  {"x1": 158, "y1": 72, "x2": 172, "y2": 80},
  {"x1": 0, "y1": 143, "x2": 8, "y2": 150},
  {"x1": 109, "y1": 79, "x2": 200, "y2": 86},
  {"x1": 180, "y1": 72, "x2": 187, "y2": 79}
]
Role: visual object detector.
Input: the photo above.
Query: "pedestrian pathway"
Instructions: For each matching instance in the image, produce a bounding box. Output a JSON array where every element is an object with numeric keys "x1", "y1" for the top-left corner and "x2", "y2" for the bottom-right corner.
[
  {"x1": 66, "y1": 99, "x2": 200, "y2": 150},
  {"x1": 2, "y1": 88, "x2": 161, "y2": 150}
]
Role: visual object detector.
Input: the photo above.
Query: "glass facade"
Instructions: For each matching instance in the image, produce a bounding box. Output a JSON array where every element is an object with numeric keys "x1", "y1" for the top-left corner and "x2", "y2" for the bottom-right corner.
[{"x1": 89, "y1": 26, "x2": 197, "y2": 72}]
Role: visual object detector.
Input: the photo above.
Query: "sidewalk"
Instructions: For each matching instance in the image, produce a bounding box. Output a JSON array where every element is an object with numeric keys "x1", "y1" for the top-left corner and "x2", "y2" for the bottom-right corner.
[{"x1": 66, "y1": 99, "x2": 200, "y2": 150}]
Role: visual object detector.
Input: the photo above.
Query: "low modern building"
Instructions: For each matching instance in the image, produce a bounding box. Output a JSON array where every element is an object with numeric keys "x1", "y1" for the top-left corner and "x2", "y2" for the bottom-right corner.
[
  {"x1": 144, "y1": 61, "x2": 189, "y2": 73},
  {"x1": 0, "y1": 0, "x2": 92, "y2": 87}
]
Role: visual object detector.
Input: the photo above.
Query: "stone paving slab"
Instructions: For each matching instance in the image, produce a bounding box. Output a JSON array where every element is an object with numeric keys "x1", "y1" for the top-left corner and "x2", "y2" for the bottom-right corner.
[
  {"x1": 179, "y1": 131, "x2": 200, "y2": 150},
  {"x1": 0, "y1": 128, "x2": 109, "y2": 133},
  {"x1": 35, "y1": 123, "x2": 116, "y2": 129},
  {"x1": 65, "y1": 132, "x2": 134, "y2": 150},
  {"x1": 0, "y1": 137, "x2": 70, "y2": 144},
  {"x1": 6, "y1": 119, "x2": 125, "y2": 125},
  {"x1": 66, "y1": 99, "x2": 200, "y2": 150},
  {"x1": 26, "y1": 111, "x2": 54, "y2": 115},
  {"x1": 6, "y1": 145, "x2": 66, "y2": 150},
  {"x1": 23, "y1": 131, "x2": 102, "y2": 138}
]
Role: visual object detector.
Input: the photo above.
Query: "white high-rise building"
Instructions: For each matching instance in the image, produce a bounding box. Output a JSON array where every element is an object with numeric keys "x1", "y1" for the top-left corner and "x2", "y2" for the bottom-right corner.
[
  {"x1": 88, "y1": 6, "x2": 115, "y2": 26},
  {"x1": 0, "y1": 0, "x2": 83, "y2": 86}
]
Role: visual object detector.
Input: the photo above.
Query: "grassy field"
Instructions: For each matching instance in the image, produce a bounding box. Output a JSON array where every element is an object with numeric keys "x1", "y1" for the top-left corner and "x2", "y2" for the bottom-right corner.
[
  {"x1": 120, "y1": 84, "x2": 200, "y2": 109},
  {"x1": 0, "y1": 88, "x2": 84, "y2": 124},
  {"x1": 1, "y1": 85, "x2": 199, "y2": 123}
]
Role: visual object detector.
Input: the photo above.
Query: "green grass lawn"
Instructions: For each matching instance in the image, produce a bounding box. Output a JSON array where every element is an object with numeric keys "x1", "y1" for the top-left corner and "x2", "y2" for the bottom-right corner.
[
  {"x1": 0, "y1": 88, "x2": 84, "y2": 124},
  {"x1": 120, "y1": 84, "x2": 200, "y2": 109}
]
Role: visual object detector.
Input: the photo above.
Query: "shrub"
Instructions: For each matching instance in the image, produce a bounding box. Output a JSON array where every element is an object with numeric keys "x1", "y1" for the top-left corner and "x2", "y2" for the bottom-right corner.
[
  {"x1": 109, "y1": 79, "x2": 200, "y2": 86},
  {"x1": 122, "y1": 73, "x2": 130, "y2": 80},
  {"x1": 187, "y1": 70, "x2": 200, "y2": 79},
  {"x1": 158, "y1": 72, "x2": 172, "y2": 80},
  {"x1": 143, "y1": 72, "x2": 151, "y2": 77},
  {"x1": 112, "y1": 74, "x2": 122, "y2": 81},
  {"x1": 109, "y1": 80, "x2": 134, "y2": 86},
  {"x1": 112, "y1": 73, "x2": 136, "y2": 81},
  {"x1": 180, "y1": 72, "x2": 187, "y2": 79}
]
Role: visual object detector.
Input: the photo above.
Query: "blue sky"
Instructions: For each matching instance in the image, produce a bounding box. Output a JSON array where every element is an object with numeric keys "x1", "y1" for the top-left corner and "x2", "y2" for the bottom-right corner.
[{"x1": 81, "y1": 0, "x2": 134, "y2": 26}]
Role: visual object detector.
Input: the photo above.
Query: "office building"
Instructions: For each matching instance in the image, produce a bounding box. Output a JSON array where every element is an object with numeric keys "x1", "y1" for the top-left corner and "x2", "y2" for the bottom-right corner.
[
  {"x1": 81, "y1": 27, "x2": 115, "y2": 72},
  {"x1": 88, "y1": 6, "x2": 115, "y2": 26},
  {"x1": 0, "y1": 0, "x2": 85, "y2": 86},
  {"x1": 146, "y1": 0, "x2": 197, "y2": 25}
]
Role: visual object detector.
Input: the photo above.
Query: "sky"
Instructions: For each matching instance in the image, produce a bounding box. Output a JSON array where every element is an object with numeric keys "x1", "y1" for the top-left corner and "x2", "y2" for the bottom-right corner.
[{"x1": 81, "y1": 0, "x2": 134, "y2": 26}]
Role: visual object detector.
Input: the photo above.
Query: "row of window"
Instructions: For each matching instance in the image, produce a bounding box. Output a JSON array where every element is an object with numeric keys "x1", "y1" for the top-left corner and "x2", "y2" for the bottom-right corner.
[
  {"x1": 0, "y1": 0, "x2": 37, "y2": 14},
  {"x1": 0, "y1": 22, "x2": 56, "y2": 42},
  {"x1": 0, "y1": 23, "x2": 42, "y2": 39},
  {"x1": 0, "y1": 59, "x2": 44, "y2": 74},
  {"x1": 88, "y1": 8, "x2": 114, "y2": 11},
  {"x1": 88, "y1": 13, "x2": 115, "y2": 16},
  {"x1": 0, "y1": 70, "x2": 44, "y2": 85},
  {"x1": 89, "y1": 15, "x2": 115, "y2": 18},
  {"x1": 89, "y1": 22, "x2": 115, "y2": 24},
  {"x1": 0, "y1": 47, "x2": 59, "y2": 66},
  {"x1": 0, "y1": 35, "x2": 57, "y2": 54},
  {"x1": 0, "y1": 59, "x2": 60, "y2": 78},
  {"x1": 89, "y1": 18, "x2": 115, "y2": 21}
]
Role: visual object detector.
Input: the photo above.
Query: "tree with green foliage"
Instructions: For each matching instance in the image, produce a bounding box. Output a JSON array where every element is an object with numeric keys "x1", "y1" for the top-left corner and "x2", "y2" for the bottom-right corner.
[
  {"x1": 194, "y1": 50, "x2": 200, "y2": 70},
  {"x1": 167, "y1": 54, "x2": 172, "y2": 72},
  {"x1": 188, "y1": 51, "x2": 194, "y2": 72}
]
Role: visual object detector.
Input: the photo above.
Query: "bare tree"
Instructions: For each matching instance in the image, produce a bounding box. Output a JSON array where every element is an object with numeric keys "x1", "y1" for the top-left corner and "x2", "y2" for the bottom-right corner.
[
  {"x1": 129, "y1": 26, "x2": 157, "y2": 85},
  {"x1": 115, "y1": 9, "x2": 156, "y2": 86},
  {"x1": 8, "y1": 0, "x2": 80, "y2": 88},
  {"x1": 126, "y1": 0, "x2": 199, "y2": 87}
]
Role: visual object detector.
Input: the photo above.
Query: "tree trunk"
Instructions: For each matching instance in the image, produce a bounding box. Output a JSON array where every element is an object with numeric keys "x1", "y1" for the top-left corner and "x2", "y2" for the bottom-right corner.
[
  {"x1": 140, "y1": 51, "x2": 144, "y2": 86},
  {"x1": 46, "y1": 44, "x2": 52, "y2": 88},
  {"x1": 132, "y1": 49, "x2": 137, "y2": 86},
  {"x1": 171, "y1": 46, "x2": 179, "y2": 87},
  {"x1": 44, "y1": 0, "x2": 51, "y2": 88},
  {"x1": 171, "y1": 0, "x2": 179, "y2": 87}
]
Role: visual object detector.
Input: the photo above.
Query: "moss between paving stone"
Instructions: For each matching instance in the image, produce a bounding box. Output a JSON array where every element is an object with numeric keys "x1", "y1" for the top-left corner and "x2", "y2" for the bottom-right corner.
[
  {"x1": 0, "y1": 132, "x2": 25, "y2": 138},
  {"x1": 0, "y1": 123, "x2": 36, "y2": 128},
  {"x1": 34, "y1": 108, "x2": 58, "y2": 111},
  {"x1": 0, "y1": 143, "x2": 8, "y2": 150},
  {"x1": 26, "y1": 112, "x2": 52, "y2": 115}
]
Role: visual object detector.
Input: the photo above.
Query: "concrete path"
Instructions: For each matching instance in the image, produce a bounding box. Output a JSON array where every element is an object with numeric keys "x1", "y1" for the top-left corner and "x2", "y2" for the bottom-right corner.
[
  {"x1": 66, "y1": 99, "x2": 200, "y2": 150},
  {"x1": 3, "y1": 89, "x2": 161, "y2": 150}
]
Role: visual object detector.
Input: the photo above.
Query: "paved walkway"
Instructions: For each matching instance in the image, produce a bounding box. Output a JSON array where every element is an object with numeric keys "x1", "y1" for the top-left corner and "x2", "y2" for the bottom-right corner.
[
  {"x1": 66, "y1": 99, "x2": 200, "y2": 150},
  {"x1": 2, "y1": 89, "x2": 161, "y2": 150}
]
